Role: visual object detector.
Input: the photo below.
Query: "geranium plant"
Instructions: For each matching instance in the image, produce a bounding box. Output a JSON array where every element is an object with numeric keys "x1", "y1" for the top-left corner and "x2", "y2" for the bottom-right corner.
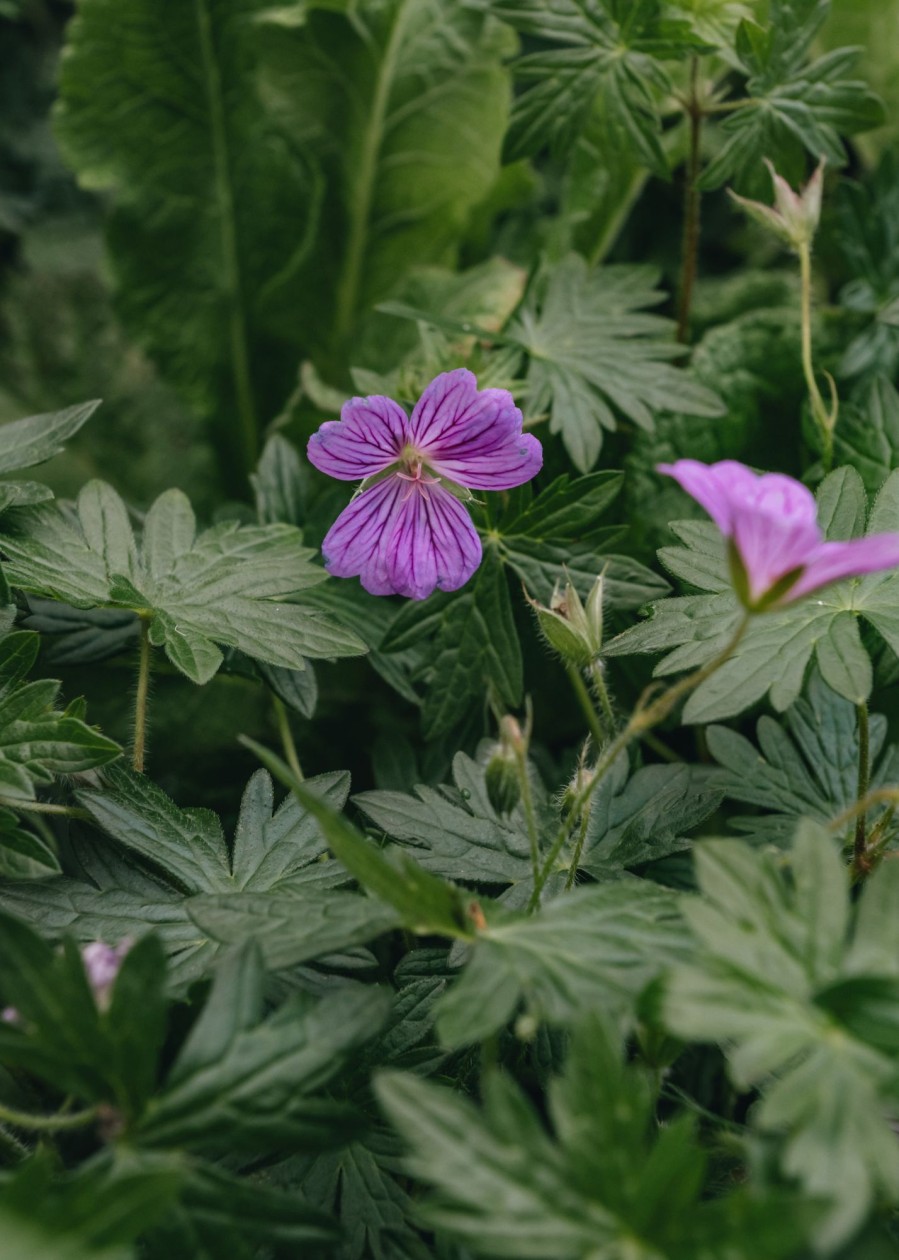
[{"x1": 1, "y1": 0, "x2": 899, "y2": 1256}]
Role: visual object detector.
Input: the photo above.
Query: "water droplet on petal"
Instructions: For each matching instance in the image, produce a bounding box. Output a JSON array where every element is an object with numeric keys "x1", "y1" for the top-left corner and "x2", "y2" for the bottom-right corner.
[{"x1": 460, "y1": 788, "x2": 471, "y2": 801}]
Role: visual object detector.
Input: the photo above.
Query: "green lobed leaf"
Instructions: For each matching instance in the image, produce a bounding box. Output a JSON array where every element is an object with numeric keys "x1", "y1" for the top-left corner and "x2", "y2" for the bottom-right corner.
[
  {"x1": 377, "y1": 1016, "x2": 809, "y2": 1258},
  {"x1": 707, "y1": 669, "x2": 899, "y2": 848},
  {"x1": 699, "y1": 0, "x2": 885, "y2": 192},
  {"x1": 664, "y1": 823, "x2": 899, "y2": 1248},
  {"x1": 435, "y1": 881, "x2": 689, "y2": 1046},
  {"x1": 0, "y1": 482, "x2": 366, "y2": 684}
]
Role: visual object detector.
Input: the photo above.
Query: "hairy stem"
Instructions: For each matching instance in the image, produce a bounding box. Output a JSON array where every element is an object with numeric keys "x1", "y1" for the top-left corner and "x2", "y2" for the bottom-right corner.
[
  {"x1": 0, "y1": 1100, "x2": 99, "y2": 1134},
  {"x1": 676, "y1": 58, "x2": 703, "y2": 344},
  {"x1": 272, "y1": 695, "x2": 303, "y2": 782},
  {"x1": 0, "y1": 798, "x2": 90, "y2": 821},
  {"x1": 854, "y1": 702, "x2": 871, "y2": 869},
  {"x1": 132, "y1": 619, "x2": 151, "y2": 774},
  {"x1": 588, "y1": 661, "x2": 615, "y2": 732},
  {"x1": 528, "y1": 615, "x2": 750, "y2": 909},
  {"x1": 564, "y1": 806, "x2": 592, "y2": 893},
  {"x1": 515, "y1": 746, "x2": 541, "y2": 887},
  {"x1": 566, "y1": 662, "x2": 606, "y2": 748},
  {"x1": 798, "y1": 241, "x2": 836, "y2": 472}
]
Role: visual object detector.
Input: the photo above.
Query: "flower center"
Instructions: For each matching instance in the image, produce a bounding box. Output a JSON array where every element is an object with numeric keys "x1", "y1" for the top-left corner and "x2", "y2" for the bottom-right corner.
[{"x1": 396, "y1": 453, "x2": 441, "y2": 501}]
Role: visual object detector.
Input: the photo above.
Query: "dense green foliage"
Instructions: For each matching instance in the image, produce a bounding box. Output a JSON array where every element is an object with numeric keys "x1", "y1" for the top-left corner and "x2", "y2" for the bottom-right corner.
[{"x1": 2, "y1": 0, "x2": 899, "y2": 1256}]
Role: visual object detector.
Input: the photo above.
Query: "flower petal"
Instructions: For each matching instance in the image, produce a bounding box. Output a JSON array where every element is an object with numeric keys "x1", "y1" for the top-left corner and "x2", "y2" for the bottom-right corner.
[
  {"x1": 321, "y1": 476, "x2": 481, "y2": 600},
  {"x1": 788, "y1": 534, "x2": 899, "y2": 600},
  {"x1": 410, "y1": 369, "x2": 542, "y2": 490},
  {"x1": 307, "y1": 395, "x2": 410, "y2": 481},
  {"x1": 658, "y1": 459, "x2": 771, "y2": 533}
]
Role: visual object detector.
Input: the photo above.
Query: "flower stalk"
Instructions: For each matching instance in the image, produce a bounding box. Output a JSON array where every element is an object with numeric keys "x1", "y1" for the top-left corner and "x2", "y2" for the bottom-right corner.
[{"x1": 132, "y1": 617, "x2": 152, "y2": 773}]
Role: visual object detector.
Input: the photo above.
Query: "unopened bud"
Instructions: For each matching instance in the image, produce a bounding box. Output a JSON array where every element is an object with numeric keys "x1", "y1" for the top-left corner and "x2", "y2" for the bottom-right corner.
[
  {"x1": 728, "y1": 157, "x2": 825, "y2": 251},
  {"x1": 560, "y1": 756, "x2": 597, "y2": 818},
  {"x1": 485, "y1": 713, "x2": 531, "y2": 816},
  {"x1": 526, "y1": 573, "x2": 604, "y2": 668},
  {"x1": 485, "y1": 744, "x2": 520, "y2": 815},
  {"x1": 82, "y1": 939, "x2": 131, "y2": 1011}
]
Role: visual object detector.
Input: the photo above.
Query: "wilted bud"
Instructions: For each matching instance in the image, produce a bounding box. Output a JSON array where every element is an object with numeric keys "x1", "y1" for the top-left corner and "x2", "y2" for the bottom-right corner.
[
  {"x1": 82, "y1": 939, "x2": 131, "y2": 1011},
  {"x1": 526, "y1": 573, "x2": 604, "y2": 668},
  {"x1": 728, "y1": 158, "x2": 825, "y2": 251}
]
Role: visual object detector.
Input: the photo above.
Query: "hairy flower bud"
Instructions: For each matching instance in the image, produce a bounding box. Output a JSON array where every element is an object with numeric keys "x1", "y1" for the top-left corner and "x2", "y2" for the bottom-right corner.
[
  {"x1": 728, "y1": 158, "x2": 825, "y2": 251},
  {"x1": 485, "y1": 744, "x2": 520, "y2": 815},
  {"x1": 526, "y1": 572, "x2": 604, "y2": 668}
]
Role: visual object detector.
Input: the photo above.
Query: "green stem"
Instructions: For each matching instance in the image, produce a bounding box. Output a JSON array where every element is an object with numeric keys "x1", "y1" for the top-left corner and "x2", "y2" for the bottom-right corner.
[
  {"x1": 798, "y1": 240, "x2": 835, "y2": 472},
  {"x1": 515, "y1": 747, "x2": 541, "y2": 886},
  {"x1": 564, "y1": 807, "x2": 591, "y2": 893},
  {"x1": 676, "y1": 58, "x2": 703, "y2": 344},
  {"x1": 588, "y1": 169, "x2": 649, "y2": 267},
  {"x1": 528, "y1": 614, "x2": 750, "y2": 910},
  {"x1": 854, "y1": 702, "x2": 870, "y2": 869},
  {"x1": 272, "y1": 695, "x2": 303, "y2": 782},
  {"x1": 588, "y1": 661, "x2": 615, "y2": 731},
  {"x1": 639, "y1": 731, "x2": 682, "y2": 763},
  {"x1": 195, "y1": 0, "x2": 258, "y2": 482},
  {"x1": 566, "y1": 662, "x2": 606, "y2": 748},
  {"x1": 132, "y1": 619, "x2": 151, "y2": 774},
  {"x1": 0, "y1": 1100, "x2": 98, "y2": 1133},
  {"x1": 0, "y1": 798, "x2": 90, "y2": 821}
]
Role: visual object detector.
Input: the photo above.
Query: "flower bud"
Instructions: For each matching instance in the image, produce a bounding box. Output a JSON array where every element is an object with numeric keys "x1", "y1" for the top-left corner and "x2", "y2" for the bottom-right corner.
[
  {"x1": 526, "y1": 573, "x2": 604, "y2": 668},
  {"x1": 485, "y1": 744, "x2": 520, "y2": 815},
  {"x1": 728, "y1": 158, "x2": 825, "y2": 251},
  {"x1": 82, "y1": 939, "x2": 131, "y2": 1011}
]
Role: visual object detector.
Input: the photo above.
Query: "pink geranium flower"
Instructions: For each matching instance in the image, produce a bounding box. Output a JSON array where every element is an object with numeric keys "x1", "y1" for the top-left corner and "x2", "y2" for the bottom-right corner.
[
  {"x1": 658, "y1": 459, "x2": 899, "y2": 610},
  {"x1": 308, "y1": 370, "x2": 542, "y2": 600}
]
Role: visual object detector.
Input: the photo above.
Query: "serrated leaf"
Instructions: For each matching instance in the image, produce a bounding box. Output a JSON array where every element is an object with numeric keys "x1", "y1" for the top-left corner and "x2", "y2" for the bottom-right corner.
[
  {"x1": 494, "y1": 0, "x2": 701, "y2": 174},
  {"x1": 0, "y1": 402, "x2": 98, "y2": 474},
  {"x1": 833, "y1": 378, "x2": 899, "y2": 491},
  {"x1": 509, "y1": 256, "x2": 724, "y2": 471},
  {"x1": 700, "y1": 0, "x2": 884, "y2": 191},
  {"x1": 242, "y1": 737, "x2": 475, "y2": 941},
  {"x1": 606, "y1": 466, "x2": 899, "y2": 721},
  {"x1": 384, "y1": 546, "x2": 522, "y2": 740},
  {"x1": 435, "y1": 881, "x2": 688, "y2": 1046},
  {"x1": 137, "y1": 948, "x2": 390, "y2": 1152},
  {"x1": 0, "y1": 631, "x2": 119, "y2": 801},
  {"x1": 377, "y1": 1016, "x2": 808, "y2": 1259},
  {"x1": 0, "y1": 482, "x2": 366, "y2": 684},
  {"x1": 708, "y1": 670, "x2": 899, "y2": 847},
  {"x1": 665, "y1": 824, "x2": 899, "y2": 1247}
]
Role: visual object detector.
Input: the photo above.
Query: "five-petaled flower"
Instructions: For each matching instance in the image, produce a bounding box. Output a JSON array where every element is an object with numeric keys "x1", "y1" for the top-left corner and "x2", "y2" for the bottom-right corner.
[
  {"x1": 307, "y1": 370, "x2": 542, "y2": 599},
  {"x1": 658, "y1": 459, "x2": 899, "y2": 611}
]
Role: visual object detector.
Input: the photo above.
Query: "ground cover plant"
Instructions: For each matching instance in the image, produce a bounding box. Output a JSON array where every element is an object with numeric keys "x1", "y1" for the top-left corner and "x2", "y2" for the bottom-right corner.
[{"x1": 4, "y1": 0, "x2": 899, "y2": 1255}]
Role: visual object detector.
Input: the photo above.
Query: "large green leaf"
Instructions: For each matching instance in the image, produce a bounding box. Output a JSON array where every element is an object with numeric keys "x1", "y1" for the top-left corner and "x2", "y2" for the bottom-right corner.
[
  {"x1": 700, "y1": 0, "x2": 884, "y2": 191},
  {"x1": 606, "y1": 467, "x2": 899, "y2": 722},
  {"x1": 0, "y1": 484, "x2": 366, "y2": 684},
  {"x1": 54, "y1": 0, "x2": 318, "y2": 489},
  {"x1": 254, "y1": 0, "x2": 511, "y2": 359},
  {"x1": 665, "y1": 824, "x2": 899, "y2": 1248},
  {"x1": 376, "y1": 1018, "x2": 809, "y2": 1259}
]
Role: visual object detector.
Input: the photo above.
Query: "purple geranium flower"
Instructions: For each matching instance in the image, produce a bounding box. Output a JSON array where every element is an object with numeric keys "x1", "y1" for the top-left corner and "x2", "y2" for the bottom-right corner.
[
  {"x1": 81, "y1": 939, "x2": 131, "y2": 1010},
  {"x1": 307, "y1": 369, "x2": 542, "y2": 600},
  {"x1": 658, "y1": 459, "x2": 899, "y2": 610}
]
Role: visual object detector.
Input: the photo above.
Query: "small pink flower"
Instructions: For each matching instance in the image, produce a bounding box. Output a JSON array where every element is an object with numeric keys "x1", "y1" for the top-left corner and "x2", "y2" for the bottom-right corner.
[
  {"x1": 307, "y1": 370, "x2": 542, "y2": 600},
  {"x1": 658, "y1": 459, "x2": 899, "y2": 610}
]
